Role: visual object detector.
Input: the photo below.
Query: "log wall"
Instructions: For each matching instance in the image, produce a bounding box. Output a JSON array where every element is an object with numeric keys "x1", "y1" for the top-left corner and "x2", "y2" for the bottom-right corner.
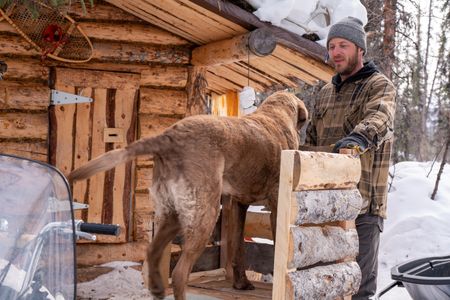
[
  {"x1": 0, "y1": 1, "x2": 190, "y2": 255},
  {"x1": 273, "y1": 150, "x2": 363, "y2": 300}
]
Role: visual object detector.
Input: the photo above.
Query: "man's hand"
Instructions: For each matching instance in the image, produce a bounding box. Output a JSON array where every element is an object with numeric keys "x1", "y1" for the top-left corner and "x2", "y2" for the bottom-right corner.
[{"x1": 333, "y1": 132, "x2": 369, "y2": 154}]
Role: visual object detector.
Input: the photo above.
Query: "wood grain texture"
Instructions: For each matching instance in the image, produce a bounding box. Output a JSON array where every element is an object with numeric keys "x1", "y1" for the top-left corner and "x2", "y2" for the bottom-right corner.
[
  {"x1": 287, "y1": 262, "x2": 361, "y2": 299},
  {"x1": 294, "y1": 151, "x2": 361, "y2": 191},
  {"x1": 292, "y1": 189, "x2": 363, "y2": 225},
  {"x1": 289, "y1": 226, "x2": 358, "y2": 269}
]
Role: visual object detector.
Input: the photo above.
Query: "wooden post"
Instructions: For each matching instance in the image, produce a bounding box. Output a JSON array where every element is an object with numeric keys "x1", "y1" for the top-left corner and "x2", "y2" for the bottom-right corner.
[
  {"x1": 185, "y1": 66, "x2": 207, "y2": 116},
  {"x1": 272, "y1": 150, "x2": 363, "y2": 300},
  {"x1": 191, "y1": 28, "x2": 276, "y2": 67}
]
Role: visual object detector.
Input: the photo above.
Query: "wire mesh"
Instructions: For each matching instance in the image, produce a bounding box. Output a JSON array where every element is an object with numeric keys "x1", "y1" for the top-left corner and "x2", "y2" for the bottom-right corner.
[{"x1": 5, "y1": 2, "x2": 92, "y2": 61}]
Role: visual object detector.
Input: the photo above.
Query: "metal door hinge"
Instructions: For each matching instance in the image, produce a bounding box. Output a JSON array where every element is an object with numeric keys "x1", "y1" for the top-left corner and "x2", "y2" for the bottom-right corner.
[{"x1": 50, "y1": 89, "x2": 93, "y2": 105}]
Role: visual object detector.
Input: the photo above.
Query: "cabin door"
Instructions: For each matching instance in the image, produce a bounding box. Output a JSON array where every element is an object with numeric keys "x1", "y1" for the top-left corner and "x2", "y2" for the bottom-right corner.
[{"x1": 49, "y1": 67, "x2": 140, "y2": 243}]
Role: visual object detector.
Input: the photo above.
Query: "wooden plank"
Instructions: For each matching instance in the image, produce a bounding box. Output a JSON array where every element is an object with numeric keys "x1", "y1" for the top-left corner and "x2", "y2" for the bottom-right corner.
[
  {"x1": 140, "y1": 88, "x2": 187, "y2": 115},
  {"x1": 46, "y1": 62, "x2": 187, "y2": 88},
  {"x1": 289, "y1": 226, "x2": 358, "y2": 269},
  {"x1": 87, "y1": 88, "x2": 108, "y2": 224},
  {"x1": 54, "y1": 68, "x2": 140, "y2": 90},
  {"x1": 205, "y1": 71, "x2": 242, "y2": 93},
  {"x1": 0, "y1": 84, "x2": 50, "y2": 110},
  {"x1": 136, "y1": 167, "x2": 152, "y2": 191},
  {"x1": 253, "y1": 54, "x2": 320, "y2": 86},
  {"x1": 72, "y1": 89, "x2": 93, "y2": 220},
  {"x1": 0, "y1": 34, "x2": 40, "y2": 57},
  {"x1": 273, "y1": 151, "x2": 296, "y2": 300},
  {"x1": 287, "y1": 261, "x2": 361, "y2": 299},
  {"x1": 0, "y1": 112, "x2": 47, "y2": 139},
  {"x1": 170, "y1": 245, "x2": 221, "y2": 275},
  {"x1": 139, "y1": 114, "x2": 180, "y2": 138},
  {"x1": 68, "y1": 1, "x2": 145, "y2": 22},
  {"x1": 108, "y1": 0, "x2": 206, "y2": 44},
  {"x1": 293, "y1": 151, "x2": 361, "y2": 191},
  {"x1": 208, "y1": 65, "x2": 267, "y2": 92},
  {"x1": 0, "y1": 58, "x2": 48, "y2": 83},
  {"x1": 53, "y1": 84, "x2": 75, "y2": 176},
  {"x1": 105, "y1": 88, "x2": 137, "y2": 242},
  {"x1": 76, "y1": 241, "x2": 149, "y2": 266},
  {"x1": 186, "y1": 279, "x2": 272, "y2": 299},
  {"x1": 244, "y1": 211, "x2": 272, "y2": 240},
  {"x1": 292, "y1": 189, "x2": 362, "y2": 225},
  {"x1": 78, "y1": 21, "x2": 190, "y2": 45},
  {"x1": 226, "y1": 63, "x2": 277, "y2": 88},
  {"x1": 0, "y1": 140, "x2": 47, "y2": 162},
  {"x1": 272, "y1": 45, "x2": 333, "y2": 83},
  {"x1": 140, "y1": 65, "x2": 188, "y2": 88}
]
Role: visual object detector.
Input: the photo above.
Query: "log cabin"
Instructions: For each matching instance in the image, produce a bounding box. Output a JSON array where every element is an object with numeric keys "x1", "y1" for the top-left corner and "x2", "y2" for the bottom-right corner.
[{"x1": 0, "y1": 0, "x2": 335, "y2": 296}]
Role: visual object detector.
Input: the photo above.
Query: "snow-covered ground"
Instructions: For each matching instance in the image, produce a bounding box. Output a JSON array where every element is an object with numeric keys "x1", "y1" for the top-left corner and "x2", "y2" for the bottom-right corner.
[{"x1": 76, "y1": 161, "x2": 450, "y2": 300}]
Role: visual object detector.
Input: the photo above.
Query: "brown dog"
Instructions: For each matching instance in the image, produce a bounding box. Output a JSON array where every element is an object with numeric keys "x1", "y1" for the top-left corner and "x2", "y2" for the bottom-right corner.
[{"x1": 69, "y1": 91, "x2": 308, "y2": 300}]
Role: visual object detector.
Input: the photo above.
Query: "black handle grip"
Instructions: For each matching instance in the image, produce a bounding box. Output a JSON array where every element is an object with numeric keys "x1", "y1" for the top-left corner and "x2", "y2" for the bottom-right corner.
[{"x1": 79, "y1": 223, "x2": 121, "y2": 236}]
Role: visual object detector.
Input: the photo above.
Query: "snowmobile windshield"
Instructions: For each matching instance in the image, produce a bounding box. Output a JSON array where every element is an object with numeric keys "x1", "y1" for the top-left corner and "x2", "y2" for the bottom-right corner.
[{"x1": 0, "y1": 154, "x2": 76, "y2": 300}]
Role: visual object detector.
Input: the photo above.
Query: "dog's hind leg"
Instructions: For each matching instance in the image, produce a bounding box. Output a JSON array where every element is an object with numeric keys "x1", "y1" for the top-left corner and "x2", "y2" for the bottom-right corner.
[
  {"x1": 231, "y1": 200, "x2": 255, "y2": 290},
  {"x1": 171, "y1": 191, "x2": 221, "y2": 300},
  {"x1": 147, "y1": 212, "x2": 181, "y2": 299}
]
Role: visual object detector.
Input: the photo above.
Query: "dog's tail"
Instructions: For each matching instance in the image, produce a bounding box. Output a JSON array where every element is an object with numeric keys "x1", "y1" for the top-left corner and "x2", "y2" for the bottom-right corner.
[{"x1": 68, "y1": 137, "x2": 158, "y2": 182}]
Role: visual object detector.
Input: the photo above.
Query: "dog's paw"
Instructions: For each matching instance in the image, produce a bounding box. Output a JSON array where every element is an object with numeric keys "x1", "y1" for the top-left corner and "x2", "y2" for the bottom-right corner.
[
  {"x1": 149, "y1": 282, "x2": 165, "y2": 299},
  {"x1": 233, "y1": 279, "x2": 255, "y2": 290}
]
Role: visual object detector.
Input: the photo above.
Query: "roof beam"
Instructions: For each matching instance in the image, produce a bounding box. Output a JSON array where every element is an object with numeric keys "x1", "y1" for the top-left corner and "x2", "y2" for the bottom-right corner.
[{"x1": 191, "y1": 28, "x2": 276, "y2": 67}]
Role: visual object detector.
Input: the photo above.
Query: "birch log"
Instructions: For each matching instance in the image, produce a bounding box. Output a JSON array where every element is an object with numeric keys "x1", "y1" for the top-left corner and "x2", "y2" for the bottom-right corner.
[
  {"x1": 289, "y1": 226, "x2": 358, "y2": 268},
  {"x1": 293, "y1": 189, "x2": 362, "y2": 225},
  {"x1": 288, "y1": 261, "x2": 361, "y2": 300}
]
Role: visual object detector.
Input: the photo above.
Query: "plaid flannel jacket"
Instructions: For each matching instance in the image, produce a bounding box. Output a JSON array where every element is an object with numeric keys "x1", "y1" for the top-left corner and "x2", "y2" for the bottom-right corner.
[{"x1": 304, "y1": 62, "x2": 396, "y2": 218}]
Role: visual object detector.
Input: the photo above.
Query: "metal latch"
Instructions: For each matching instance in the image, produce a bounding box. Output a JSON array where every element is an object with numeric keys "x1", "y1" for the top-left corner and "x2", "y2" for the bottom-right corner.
[{"x1": 50, "y1": 89, "x2": 93, "y2": 105}]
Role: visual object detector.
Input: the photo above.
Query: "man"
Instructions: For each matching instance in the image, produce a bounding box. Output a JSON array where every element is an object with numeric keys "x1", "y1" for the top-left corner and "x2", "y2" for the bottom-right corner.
[{"x1": 302, "y1": 17, "x2": 396, "y2": 299}]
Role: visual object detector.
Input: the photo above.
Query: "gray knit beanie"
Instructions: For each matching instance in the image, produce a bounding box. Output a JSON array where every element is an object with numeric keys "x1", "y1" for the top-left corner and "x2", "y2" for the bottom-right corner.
[{"x1": 327, "y1": 16, "x2": 366, "y2": 54}]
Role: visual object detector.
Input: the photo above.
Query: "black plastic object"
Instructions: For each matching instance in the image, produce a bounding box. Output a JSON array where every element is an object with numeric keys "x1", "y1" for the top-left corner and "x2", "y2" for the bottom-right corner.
[
  {"x1": 391, "y1": 255, "x2": 450, "y2": 300},
  {"x1": 79, "y1": 223, "x2": 121, "y2": 236}
]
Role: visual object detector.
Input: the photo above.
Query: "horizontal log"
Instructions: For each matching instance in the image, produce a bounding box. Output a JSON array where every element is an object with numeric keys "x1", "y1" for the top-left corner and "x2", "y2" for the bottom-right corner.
[
  {"x1": 79, "y1": 21, "x2": 190, "y2": 45},
  {"x1": 0, "y1": 58, "x2": 48, "y2": 83},
  {"x1": 244, "y1": 211, "x2": 272, "y2": 240},
  {"x1": 76, "y1": 241, "x2": 149, "y2": 266},
  {"x1": 136, "y1": 167, "x2": 153, "y2": 191},
  {"x1": 191, "y1": 28, "x2": 276, "y2": 67},
  {"x1": 289, "y1": 226, "x2": 358, "y2": 269},
  {"x1": 140, "y1": 65, "x2": 188, "y2": 87},
  {"x1": 68, "y1": 1, "x2": 145, "y2": 22},
  {"x1": 0, "y1": 34, "x2": 190, "y2": 65},
  {"x1": 0, "y1": 140, "x2": 47, "y2": 162},
  {"x1": 139, "y1": 114, "x2": 180, "y2": 138},
  {"x1": 287, "y1": 261, "x2": 361, "y2": 299},
  {"x1": 92, "y1": 40, "x2": 190, "y2": 64},
  {"x1": 0, "y1": 84, "x2": 50, "y2": 110},
  {"x1": 293, "y1": 151, "x2": 361, "y2": 191},
  {"x1": 46, "y1": 61, "x2": 188, "y2": 87},
  {"x1": 292, "y1": 189, "x2": 362, "y2": 225},
  {"x1": 53, "y1": 67, "x2": 140, "y2": 90},
  {"x1": 140, "y1": 88, "x2": 187, "y2": 115},
  {"x1": 0, "y1": 19, "x2": 189, "y2": 45},
  {"x1": 0, "y1": 112, "x2": 47, "y2": 139}
]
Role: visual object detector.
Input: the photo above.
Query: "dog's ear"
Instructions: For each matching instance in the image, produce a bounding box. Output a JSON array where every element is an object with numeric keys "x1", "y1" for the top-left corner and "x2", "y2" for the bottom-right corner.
[{"x1": 297, "y1": 101, "x2": 308, "y2": 130}]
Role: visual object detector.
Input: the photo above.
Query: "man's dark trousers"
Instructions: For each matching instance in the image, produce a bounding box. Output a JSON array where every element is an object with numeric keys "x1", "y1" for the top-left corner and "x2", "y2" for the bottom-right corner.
[{"x1": 353, "y1": 213, "x2": 384, "y2": 300}]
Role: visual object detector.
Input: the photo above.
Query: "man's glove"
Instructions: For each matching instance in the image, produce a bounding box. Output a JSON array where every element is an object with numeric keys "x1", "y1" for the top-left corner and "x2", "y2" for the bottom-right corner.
[{"x1": 332, "y1": 132, "x2": 369, "y2": 154}]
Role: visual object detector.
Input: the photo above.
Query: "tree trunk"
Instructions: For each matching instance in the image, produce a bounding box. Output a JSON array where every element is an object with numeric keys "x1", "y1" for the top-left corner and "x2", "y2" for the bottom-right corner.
[
  {"x1": 382, "y1": 0, "x2": 397, "y2": 80},
  {"x1": 431, "y1": 137, "x2": 449, "y2": 200}
]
